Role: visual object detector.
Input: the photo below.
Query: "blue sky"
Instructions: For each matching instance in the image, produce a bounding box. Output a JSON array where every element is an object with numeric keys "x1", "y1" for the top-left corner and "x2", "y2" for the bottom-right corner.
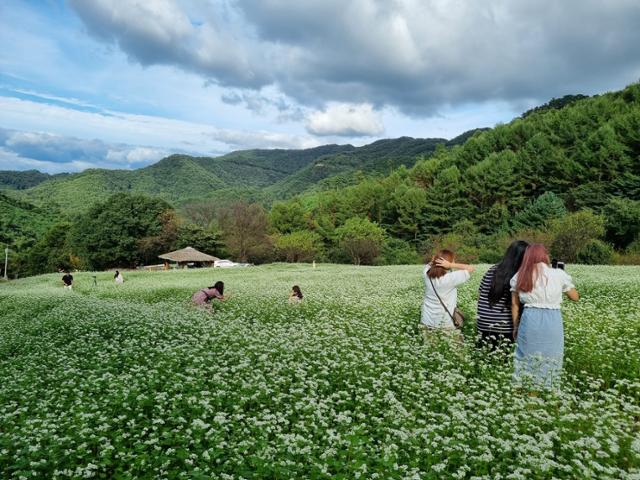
[{"x1": 1, "y1": 0, "x2": 639, "y2": 173}]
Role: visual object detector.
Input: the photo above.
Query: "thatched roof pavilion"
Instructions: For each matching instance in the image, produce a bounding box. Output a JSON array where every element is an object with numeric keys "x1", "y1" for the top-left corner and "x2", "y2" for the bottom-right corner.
[{"x1": 158, "y1": 247, "x2": 219, "y2": 269}]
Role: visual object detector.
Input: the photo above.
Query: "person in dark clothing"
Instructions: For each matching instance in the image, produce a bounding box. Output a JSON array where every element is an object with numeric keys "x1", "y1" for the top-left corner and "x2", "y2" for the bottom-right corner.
[
  {"x1": 62, "y1": 271, "x2": 73, "y2": 290},
  {"x1": 476, "y1": 241, "x2": 529, "y2": 351},
  {"x1": 289, "y1": 285, "x2": 304, "y2": 303}
]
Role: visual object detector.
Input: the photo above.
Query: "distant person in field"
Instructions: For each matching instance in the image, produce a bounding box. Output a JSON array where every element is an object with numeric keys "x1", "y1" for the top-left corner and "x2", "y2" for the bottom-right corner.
[
  {"x1": 510, "y1": 244, "x2": 579, "y2": 389},
  {"x1": 61, "y1": 270, "x2": 73, "y2": 290},
  {"x1": 192, "y1": 281, "x2": 226, "y2": 310},
  {"x1": 114, "y1": 270, "x2": 124, "y2": 284},
  {"x1": 476, "y1": 240, "x2": 529, "y2": 351},
  {"x1": 289, "y1": 285, "x2": 303, "y2": 304},
  {"x1": 420, "y1": 249, "x2": 474, "y2": 337}
]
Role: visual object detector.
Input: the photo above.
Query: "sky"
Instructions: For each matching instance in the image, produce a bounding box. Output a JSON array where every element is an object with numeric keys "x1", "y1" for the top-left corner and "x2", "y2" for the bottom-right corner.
[{"x1": 1, "y1": 0, "x2": 639, "y2": 173}]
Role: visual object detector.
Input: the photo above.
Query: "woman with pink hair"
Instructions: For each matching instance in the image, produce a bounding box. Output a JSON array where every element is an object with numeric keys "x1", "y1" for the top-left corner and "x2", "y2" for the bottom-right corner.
[{"x1": 510, "y1": 244, "x2": 579, "y2": 389}]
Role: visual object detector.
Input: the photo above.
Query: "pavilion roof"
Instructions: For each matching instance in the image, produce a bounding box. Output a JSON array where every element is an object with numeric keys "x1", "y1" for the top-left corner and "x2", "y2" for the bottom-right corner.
[{"x1": 158, "y1": 246, "x2": 219, "y2": 262}]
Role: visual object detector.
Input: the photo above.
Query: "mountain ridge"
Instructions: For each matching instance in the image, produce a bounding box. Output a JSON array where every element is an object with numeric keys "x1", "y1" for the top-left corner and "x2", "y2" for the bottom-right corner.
[{"x1": 2, "y1": 136, "x2": 460, "y2": 212}]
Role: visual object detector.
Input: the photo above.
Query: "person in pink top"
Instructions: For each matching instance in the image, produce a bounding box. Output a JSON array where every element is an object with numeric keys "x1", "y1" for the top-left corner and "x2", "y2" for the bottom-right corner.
[{"x1": 192, "y1": 281, "x2": 226, "y2": 309}]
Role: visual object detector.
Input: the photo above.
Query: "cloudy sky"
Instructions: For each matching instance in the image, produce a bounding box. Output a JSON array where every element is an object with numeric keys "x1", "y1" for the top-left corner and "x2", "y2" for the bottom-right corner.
[{"x1": 1, "y1": 0, "x2": 639, "y2": 173}]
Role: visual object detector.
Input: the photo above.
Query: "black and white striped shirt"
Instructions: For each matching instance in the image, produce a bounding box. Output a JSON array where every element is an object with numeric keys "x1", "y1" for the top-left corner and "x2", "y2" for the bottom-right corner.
[{"x1": 477, "y1": 266, "x2": 513, "y2": 334}]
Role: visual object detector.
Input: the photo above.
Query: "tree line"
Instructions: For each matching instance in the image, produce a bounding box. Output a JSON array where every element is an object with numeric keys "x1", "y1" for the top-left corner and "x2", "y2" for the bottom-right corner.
[{"x1": 4, "y1": 83, "x2": 640, "y2": 276}]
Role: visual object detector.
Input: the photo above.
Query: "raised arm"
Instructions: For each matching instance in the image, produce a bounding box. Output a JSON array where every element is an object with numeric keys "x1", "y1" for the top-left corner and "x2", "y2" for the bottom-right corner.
[{"x1": 434, "y1": 258, "x2": 475, "y2": 273}]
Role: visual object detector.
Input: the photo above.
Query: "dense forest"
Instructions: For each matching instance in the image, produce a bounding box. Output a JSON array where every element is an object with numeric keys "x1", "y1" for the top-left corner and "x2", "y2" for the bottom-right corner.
[
  {"x1": 2, "y1": 137, "x2": 460, "y2": 214},
  {"x1": 1, "y1": 83, "x2": 639, "y2": 277}
]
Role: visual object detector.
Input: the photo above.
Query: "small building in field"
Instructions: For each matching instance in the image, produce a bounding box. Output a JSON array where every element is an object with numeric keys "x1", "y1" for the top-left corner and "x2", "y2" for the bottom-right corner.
[{"x1": 158, "y1": 247, "x2": 219, "y2": 269}]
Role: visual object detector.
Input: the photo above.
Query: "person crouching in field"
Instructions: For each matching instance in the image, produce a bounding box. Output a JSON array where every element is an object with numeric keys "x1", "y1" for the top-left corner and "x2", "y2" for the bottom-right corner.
[
  {"x1": 114, "y1": 270, "x2": 124, "y2": 284},
  {"x1": 510, "y1": 244, "x2": 579, "y2": 390},
  {"x1": 476, "y1": 240, "x2": 529, "y2": 351},
  {"x1": 192, "y1": 281, "x2": 227, "y2": 311},
  {"x1": 289, "y1": 285, "x2": 304, "y2": 304},
  {"x1": 420, "y1": 249, "x2": 474, "y2": 340},
  {"x1": 61, "y1": 270, "x2": 73, "y2": 290}
]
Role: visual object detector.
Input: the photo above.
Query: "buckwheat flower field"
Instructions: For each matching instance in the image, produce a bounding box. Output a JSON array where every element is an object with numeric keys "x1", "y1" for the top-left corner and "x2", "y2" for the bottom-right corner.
[{"x1": 1, "y1": 264, "x2": 639, "y2": 479}]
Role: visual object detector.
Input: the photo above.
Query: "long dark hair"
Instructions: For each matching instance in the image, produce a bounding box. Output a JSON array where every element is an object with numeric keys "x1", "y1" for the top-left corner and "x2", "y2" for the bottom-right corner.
[
  {"x1": 292, "y1": 285, "x2": 303, "y2": 299},
  {"x1": 427, "y1": 249, "x2": 455, "y2": 279},
  {"x1": 488, "y1": 240, "x2": 529, "y2": 305},
  {"x1": 210, "y1": 281, "x2": 224, "y2": 295}
]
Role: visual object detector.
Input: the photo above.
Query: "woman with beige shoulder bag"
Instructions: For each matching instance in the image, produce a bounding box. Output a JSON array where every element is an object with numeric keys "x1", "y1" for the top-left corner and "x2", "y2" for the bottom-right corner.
[{"x1": 420, "y1": 249, "x2": 474, "y2": 340}]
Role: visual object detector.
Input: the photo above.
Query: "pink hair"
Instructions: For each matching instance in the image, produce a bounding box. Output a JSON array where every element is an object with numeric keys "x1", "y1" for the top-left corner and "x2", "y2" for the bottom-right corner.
[{"x1": 515, "y1": 244, "x2": 550, "y2": 292}]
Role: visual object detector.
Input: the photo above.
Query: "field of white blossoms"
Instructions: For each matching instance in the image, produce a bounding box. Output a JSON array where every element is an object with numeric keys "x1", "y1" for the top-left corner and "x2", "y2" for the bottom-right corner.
[{"x1": 1, "y1": 264, "x2": 639, "y2": 479}]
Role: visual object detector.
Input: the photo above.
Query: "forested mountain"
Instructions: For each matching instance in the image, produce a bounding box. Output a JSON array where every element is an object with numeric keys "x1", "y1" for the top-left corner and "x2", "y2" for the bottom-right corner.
[
  {"x1": 264, "y1": 136, "x2": 454, "y2": 199},
  {"x1": 263, "y1": 83, "x2": 640, "y2": 265},
  {"x1": 4, "y1": 139, "x2": 451, "y2": 212},
  {"x1": 0, "y1": 193, "x2": 58, "y2": 250},
  {"x1": 2, "y1": 84, "x2": 640, "y2": 276},
  {"x1": 0, "y1": 170, "x2": 67, "y2": 190}
]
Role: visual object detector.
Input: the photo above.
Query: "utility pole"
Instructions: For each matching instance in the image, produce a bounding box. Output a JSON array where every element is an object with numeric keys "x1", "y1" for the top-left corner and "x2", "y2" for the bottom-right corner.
[{"x1": 3, "y1": 247, "x2": 8, "y2": 281}]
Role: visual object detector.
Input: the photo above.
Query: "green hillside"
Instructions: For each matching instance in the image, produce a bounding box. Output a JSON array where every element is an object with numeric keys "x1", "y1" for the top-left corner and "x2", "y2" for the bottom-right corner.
[
  {"x1": 264, "y1": 137, "x2": 448, "y2": 199},
  {"x1": 267, "y1": 84, "x2": 640, "y2": 263},
  {"x1": 195, "y1": 144, "x2": 355, "y2": 187},
  {"x1": 3, "y1": 84, "x2": 640, "y2": 276},
  {"x1": 0, "y1": 192, "x2": 58, "y2": 249},
  {"x1": 6, "y1": 139, "x2": 449, "y2": 212},
  {"x1": 260, "y1": 129, "x2": 492, "y2": 200},
  {"x1": 14, "y1": 158, "x2": 224, "y2": 212},
  {"x1": 0, "y1": 170, "x2": 66, "y2": 190}
]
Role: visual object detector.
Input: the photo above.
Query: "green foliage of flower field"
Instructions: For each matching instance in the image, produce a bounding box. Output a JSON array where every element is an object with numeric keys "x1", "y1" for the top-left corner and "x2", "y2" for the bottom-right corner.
[{"x1": 1, "y1": 265, "x2": 639, "y2": 479}]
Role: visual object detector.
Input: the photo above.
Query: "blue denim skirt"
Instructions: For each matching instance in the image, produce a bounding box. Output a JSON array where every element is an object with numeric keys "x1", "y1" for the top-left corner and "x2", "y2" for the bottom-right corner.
[{"x1": 514, "y1": 307, "x2": 564, "y2": 389}]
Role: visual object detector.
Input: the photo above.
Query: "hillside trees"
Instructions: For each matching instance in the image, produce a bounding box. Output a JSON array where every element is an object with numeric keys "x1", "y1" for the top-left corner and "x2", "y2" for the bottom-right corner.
[
  {"x1": 388, "y1": 184, "x2": 427, "y2": 243},
  {"x1": 217, "y1": 202, "x2": 272, "y2": 262},
  {"x1": 5, "y1": 83, "x2": 640, "y2": 275},
  {"x1": 465, "y1": 151, "x2": 525, "y2": 230},
  {"x1": 173, "y1": 223, "x2": 224, "y2": 256},
  {"x1": 21, "y1": 222, "x2": 80, "y2": 275},
  {"x1": 511, "y1": 192, "x2": 567, "y2": 231},
  {"x1": 274, "y1": 231, "x2": 324, "y2": 262},
  {"x1": 72, "y1": 194, "x2": 174, "y2": 270},
  {"x1": 423, "y1": 166, "x2": 468, "y2": 235},
  {"x1": 335, "y1": 217, "x2": 386, "y2": 265},
  {"x1": 269, "y1": 200, "x2": 309, "y2": 234},
  {"x1": 549, "y1": 210, "x2": 606, "y2": 263},
  {"x1": 137, "y1": 210, "x2": 180, "y2": 266},
  {"x1": 603, "y1": 197, "x2": 640, "y2": 249}
]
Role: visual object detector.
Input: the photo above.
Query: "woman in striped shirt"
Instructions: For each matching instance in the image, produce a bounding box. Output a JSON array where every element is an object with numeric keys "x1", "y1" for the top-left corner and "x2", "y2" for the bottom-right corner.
[{"x1": 476, "y1": 240, "x2": 529, "y2": 350}]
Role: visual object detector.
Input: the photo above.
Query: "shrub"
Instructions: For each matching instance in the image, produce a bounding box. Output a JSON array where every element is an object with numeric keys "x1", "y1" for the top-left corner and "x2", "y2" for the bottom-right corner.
[
  {"x1": 550, "y1": 210, "x2": 606, "y2": 263},
  {"x1": 274, "y1": 231, "x2": 324, "y2": 262},
  {"x1": 380, "y1": 238, "x2": 421, "y2": 265},
  {"x1": 576, "y1": 239, "x2": 614, "y2": 265}
]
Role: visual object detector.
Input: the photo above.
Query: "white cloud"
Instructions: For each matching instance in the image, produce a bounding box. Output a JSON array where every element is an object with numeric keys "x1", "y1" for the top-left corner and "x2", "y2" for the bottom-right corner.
[
  {"x1": 67, "y1": 0, "x2": 640, "y2": 114},
  {"x1": 68, "y1": 0, "x2": 271, "y2": 88},
  {"x1": 0, "y1": 146, "x2": 96, "y2": 173},
  {"x1": 306, "y1": 103, "x2": 384, "y2": 137},
  {"x1": 105, "y1": 146, "x2": 169, "y2": 165},
  {"x1": 10, "y1": 88, "x2": 100, "y2": 109},
  {"x1": 0, "y1": 96, "x2": 321, "y2": 172},
  {"x1": 209, "y1": 128, "x2": 318, "y2": 150}
]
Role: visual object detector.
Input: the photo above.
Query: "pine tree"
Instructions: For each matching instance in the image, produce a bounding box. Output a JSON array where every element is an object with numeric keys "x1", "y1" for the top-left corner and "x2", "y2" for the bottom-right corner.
[
  {"x1": 423, "y1": 166, "x2": 468, "y2": 235},
  {"x1": 511, "y1": 192, "x2": 567, "y2": 231}
]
